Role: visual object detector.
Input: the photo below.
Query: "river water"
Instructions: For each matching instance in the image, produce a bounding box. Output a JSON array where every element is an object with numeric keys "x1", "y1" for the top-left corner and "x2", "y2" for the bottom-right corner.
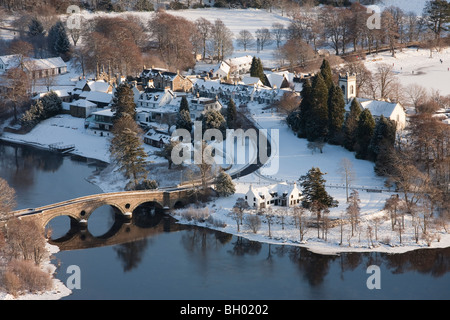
[{"x1": 1, "y1": 142, "x2": 449, "y2": 300}]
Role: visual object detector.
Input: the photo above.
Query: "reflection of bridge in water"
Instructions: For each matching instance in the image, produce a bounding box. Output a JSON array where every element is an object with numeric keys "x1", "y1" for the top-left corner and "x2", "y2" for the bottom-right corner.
[{"x1": 49, "y1": 211, "x2": 188, "y2": 251}]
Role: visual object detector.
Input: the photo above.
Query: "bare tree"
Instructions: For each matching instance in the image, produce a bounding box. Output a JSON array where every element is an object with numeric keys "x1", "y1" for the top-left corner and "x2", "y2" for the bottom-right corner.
[
  {"x1": 5, "y1": 218, "x2": 48, "y2": 265},
  {"x1": 232, "y1": 198, "x2": 248, "y2": 232},
  {"x1": 255, "y1": 28, "x2": 272, "y2": 51},
  {"x1": 245, "y1": 214, "x2": 261, "y2": 234},
  {"x1": 195, "y1": 17, "x2": 213, "y2": 60},
  {"x1": 346, "y1": 189, "x2": 361, "y2": 237},
  {"x1": 271, "y1": 22, "x2": 285, "y2": 48},
  {"x1": 293, "y1": 206, "x2": 308, "y2": 242},
  {"x1": 405, "y1": 83, "x2": 428, "y2": 109},
  {"x1": 209, "y1": 19, "x2": 233, "y2": 62},
  {"x1": 0, "y1": 178, "x2": 16, "y2": 219},
  {"x1": 3, "y1": 67, "x2": 31, "y2": 122},
  {"x1": 338, "y1": 157, "x2": 355, "y2": 202},
  {"x1": 237, "y1": 29, "x2": 254, "y2": 51},
  {"x1": 265, "y1": 207, "x2": 274, "y2": 238},
  {"x1": 374, "y1": 63, "x2": 396, "y2": 100}
]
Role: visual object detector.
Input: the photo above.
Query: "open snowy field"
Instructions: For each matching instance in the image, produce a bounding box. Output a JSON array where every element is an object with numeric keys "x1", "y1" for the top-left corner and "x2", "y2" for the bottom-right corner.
[{"x1": 364, "y1": 47, "x2": 450, "y2": 96}]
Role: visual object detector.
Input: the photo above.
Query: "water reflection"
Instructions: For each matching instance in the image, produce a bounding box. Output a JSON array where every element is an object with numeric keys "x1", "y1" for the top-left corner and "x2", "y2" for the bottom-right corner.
[
  {"x1": 2, "y1": 142, "x2": 449, "y2": 299},
  {"x1": 50, "y1": 206, "x2": 450, "y2": 288}
]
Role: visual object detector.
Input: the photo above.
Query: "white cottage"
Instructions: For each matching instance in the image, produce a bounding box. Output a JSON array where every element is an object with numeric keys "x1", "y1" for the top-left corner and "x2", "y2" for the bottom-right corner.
[{"x1": 245, "y1": 182, "x2": 302, "y2": 209}]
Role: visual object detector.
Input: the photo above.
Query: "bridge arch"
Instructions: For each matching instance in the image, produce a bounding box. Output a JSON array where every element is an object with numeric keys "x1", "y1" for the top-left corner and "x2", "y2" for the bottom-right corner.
[{"x1": 129, "y1": 199, "x2": 165, "y2": 214}]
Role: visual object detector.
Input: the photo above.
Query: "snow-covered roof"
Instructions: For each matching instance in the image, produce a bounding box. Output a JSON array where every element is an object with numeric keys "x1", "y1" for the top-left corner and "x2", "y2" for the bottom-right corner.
[
  {"x1": 70, "y1": 99, "x2": 97, "y2": 108},
  {"x1": 0, "y1": 55, "x2": 67, "y2": 72},
  {"x1": 33, "y1": 89, "x2": 71, "y2": 100},
  {"x1": 357, "y1": 98, "x2": 401, "y2": 118},
  {"x1": 226, "y1": 55, "x2": 253, "y2": 66},
  {"x1": 212, "y1": 61, "x2": 230, "y2": 75},
  {"x1": 92, "y1": 108, "x2": 114, "y2": 117},
  {"x1": 246, "y1": 182, "x2": 301, "y2": 200},
  {"x1": 241, "y1": 76, "x2": 262, "y2": 86},
  {"x1": 0, "y1": 54, "x2": 19, "y2": 67},
  {"x1": 79, "y1": 91, "x2": 113, "y2": 104},
  {"x1": 86, "y1": 80, "x2": 111, "y2": 93},
  {"x1": 144, "y1": 128, "x2": 171, "y2": 144}
]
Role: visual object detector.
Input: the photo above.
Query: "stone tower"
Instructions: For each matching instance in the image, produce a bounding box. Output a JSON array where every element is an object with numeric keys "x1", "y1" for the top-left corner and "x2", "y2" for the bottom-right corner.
[{"x1": 338, "y1": 73, "x2": 357, "y2": 104}]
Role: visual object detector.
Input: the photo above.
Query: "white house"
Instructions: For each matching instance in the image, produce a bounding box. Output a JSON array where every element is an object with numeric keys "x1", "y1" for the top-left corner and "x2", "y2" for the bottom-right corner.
[
  {"x1": 188, "y1": 96, "x2": 223, "y2": 120},
  {"x1": 358, "y1": 98, "x2": 407, "y2": 130},
  {"x1": 137, "y1": 88, "x2": 175, "y2": 109},
  {"x1": 225, "y1": 55, "x2": 253, "y2": 76},
  {"x1": 211, "y1": 61, "x2": 230, "y2": 79},
  {"x1": 245, "y1": 182, "x2": 302, "y2": 209},
  {"x1": 340, "y1": 73, "x2": 407, "y2": 130}
]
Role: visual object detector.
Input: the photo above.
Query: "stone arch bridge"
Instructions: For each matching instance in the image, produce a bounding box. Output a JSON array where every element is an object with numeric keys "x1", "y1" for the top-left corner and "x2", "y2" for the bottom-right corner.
[{"x1": 9, "y1": 188, "x2": 192, "y2": 228}]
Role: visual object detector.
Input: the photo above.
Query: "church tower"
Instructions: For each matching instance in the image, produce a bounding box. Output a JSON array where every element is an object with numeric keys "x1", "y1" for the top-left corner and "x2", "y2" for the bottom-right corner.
[{"x1": 338, "y1": 73, "x2": 357, "y2": 104}]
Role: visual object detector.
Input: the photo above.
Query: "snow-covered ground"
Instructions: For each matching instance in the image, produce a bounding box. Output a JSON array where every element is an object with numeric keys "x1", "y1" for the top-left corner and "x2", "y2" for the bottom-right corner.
[
  {"x1": 364, "y1": 47, "x2": 450, "y2": 96},
  {"x1": 170, "y1": 101, "x2": 450, "y2": 255}
]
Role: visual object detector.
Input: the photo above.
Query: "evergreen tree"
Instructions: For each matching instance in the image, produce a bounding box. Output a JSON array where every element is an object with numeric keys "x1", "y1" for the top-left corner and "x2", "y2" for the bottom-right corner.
[
  {"x1": 343, "y1": 98, "x2": 361, "y2": 151},
  {"x1": 215, "y1": 171, "x2": 236, "y2": 197},
  {"x1": 27, "y1": 18, "x2": 45, "y2": 57},
  {"x1": 368, "y1": 115, "x2": 396, "y2": 161},
  {"x1": 179, "y1": 96, "x2": 190, "y2": 113},
  {"x1": 110, "y1": 115, "x2": 148, "y2": 188},
  {"x1": 250, "y1": 57, "x2": 266, "y2": 85},
  {"x1": 299, "y1": 167, "x2": 336, "y2": 209},
  {"x1": 297, "y1": 78, "x2": 313, "y2": 138},
  {"x1": 306, "y1": 73, "x2": 329, "y2": 141},
  {"x1": 287, "y1": 109, "x2": 302, "y2": 134},
  {"x1": 319, "y1": 59, "x2": 333, "y2": 90},
  {"x1": 111, "y1": 83, "x2": 136, "y2": 123},
  {"x1": 48, "y1": 21, "x2": 71, "y2": 58},
  {"x1": 176, "y1": 109, "x2": 193, "y2": 133},
  {"x1": 369, "y1": 116, "x2": 397, "y2": 174},
  {"x1": 327, "y1": 84, "x2": 346, "y2": 144},
  {"x1": 355, "y1": 108, "x2": 376, "y2": 159},
  {"x1": 202, "y1": 109, "x2": 226, "y2": 136},
  {"x1": 27, "y1": 18, "x2": 44, "y2": 38},
  {"x1": 226, "y1": 98, "x2": 237, "y2": 129}
]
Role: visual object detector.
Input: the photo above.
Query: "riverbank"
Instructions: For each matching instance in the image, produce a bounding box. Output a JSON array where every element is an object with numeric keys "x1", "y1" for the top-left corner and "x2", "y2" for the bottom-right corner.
[
  {"x1": 0, "y1": 243, "x2": 72, "y2": 300},
  {"x1": 2, "y1": 108, "x2": 450, "y2": 256}
]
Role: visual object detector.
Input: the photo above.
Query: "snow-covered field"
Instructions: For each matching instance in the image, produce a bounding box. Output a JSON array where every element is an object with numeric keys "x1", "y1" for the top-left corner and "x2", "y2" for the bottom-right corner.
[{"x1": 364, "y1": 47, "x2": 450, "y2": 96}]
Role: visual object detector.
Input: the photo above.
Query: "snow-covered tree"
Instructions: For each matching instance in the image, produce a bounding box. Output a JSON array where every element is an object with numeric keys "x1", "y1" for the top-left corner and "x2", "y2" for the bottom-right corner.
[{"x1": 214, "y1": 171, "x2": 235, "y2": 197}]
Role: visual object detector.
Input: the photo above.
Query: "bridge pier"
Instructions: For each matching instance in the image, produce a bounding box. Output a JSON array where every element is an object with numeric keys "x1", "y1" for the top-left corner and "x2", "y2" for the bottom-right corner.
[{"x1": 123, "y1": 212, "x2": 132, "y2": 219}]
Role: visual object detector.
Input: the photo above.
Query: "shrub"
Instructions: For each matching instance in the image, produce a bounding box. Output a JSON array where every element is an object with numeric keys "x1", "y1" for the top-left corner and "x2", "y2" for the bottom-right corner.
[
  {"x1": 245, "y1": 214, "x2": 261, "y2": 233},
  {"x1": 2, "y1": 259, "x2": 53, "y2": 296}
]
